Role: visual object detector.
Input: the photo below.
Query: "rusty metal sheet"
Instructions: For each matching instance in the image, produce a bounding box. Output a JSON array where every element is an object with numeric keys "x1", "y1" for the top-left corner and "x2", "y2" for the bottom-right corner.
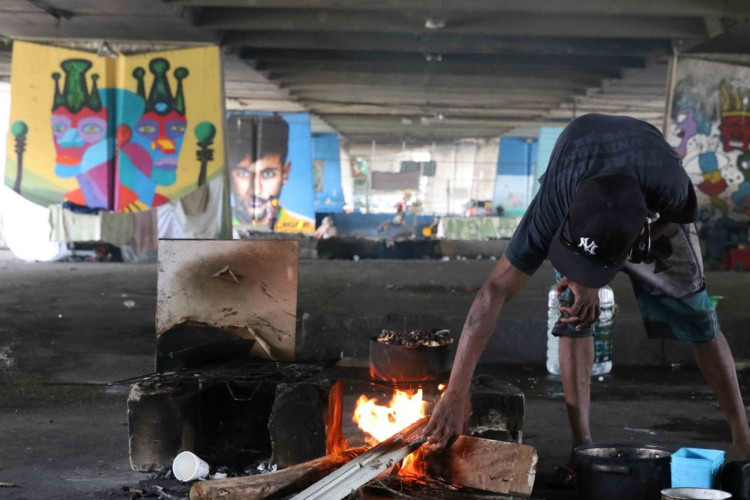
[{"x1": 156, "y1": 239, "x2": 298, "y2": 361}]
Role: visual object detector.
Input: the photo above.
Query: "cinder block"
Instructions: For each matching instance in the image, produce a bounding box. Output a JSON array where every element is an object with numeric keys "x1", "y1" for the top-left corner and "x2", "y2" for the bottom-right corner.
[
  {"x1": 128, "y1": 382, "x2": 199, "y2": 472},
  {"x1": 468, "y1": 374, "x2": 524, "y2": 441},
  {"x1": 268, "y1": 379, "x2": 345, "y2": 468}
]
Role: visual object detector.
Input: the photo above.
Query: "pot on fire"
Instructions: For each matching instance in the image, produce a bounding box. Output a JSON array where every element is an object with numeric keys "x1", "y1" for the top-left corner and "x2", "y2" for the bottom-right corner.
[{"x1": 369, "y1": 329, "x2": 452, "y2": 383}]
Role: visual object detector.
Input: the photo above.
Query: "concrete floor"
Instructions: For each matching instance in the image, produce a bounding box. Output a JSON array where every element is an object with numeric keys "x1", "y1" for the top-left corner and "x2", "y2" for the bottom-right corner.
[{"x1": 1, "y1": 249, "x2": 748, "y2": 499}]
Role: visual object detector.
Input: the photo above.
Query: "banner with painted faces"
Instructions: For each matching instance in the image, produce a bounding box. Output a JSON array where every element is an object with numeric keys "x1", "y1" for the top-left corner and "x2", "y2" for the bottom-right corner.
[
  {"x1": 5, "y1": 41, "x2": 224, "y2": 212},
  {"x1": 227, "y1": 112, "x2": 315, "y2": 233}
]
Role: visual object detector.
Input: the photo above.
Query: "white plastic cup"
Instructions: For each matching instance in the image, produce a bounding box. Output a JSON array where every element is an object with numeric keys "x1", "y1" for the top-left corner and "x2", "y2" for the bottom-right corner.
[{"x1": 172, "y1": 451, "x2": 210, "y2": 482}]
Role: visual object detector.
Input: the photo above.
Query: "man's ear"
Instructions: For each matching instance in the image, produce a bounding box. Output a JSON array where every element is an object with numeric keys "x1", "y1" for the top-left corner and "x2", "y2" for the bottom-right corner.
[{"x1": 282, "y1": 161, "x2": 291, "y2": 183}]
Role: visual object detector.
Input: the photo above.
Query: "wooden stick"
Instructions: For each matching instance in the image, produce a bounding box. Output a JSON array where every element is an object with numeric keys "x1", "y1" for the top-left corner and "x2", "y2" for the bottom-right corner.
[
  {"x1": 290, "y1": 417, "x2": 429, "y2": 500},
  {"x1": 189, "y1": 447, "x2": 367, "y2": 500}
]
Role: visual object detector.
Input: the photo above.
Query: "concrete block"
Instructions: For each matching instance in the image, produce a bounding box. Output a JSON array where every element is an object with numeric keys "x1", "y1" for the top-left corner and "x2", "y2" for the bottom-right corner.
[
  {"x1": 468, "y1": 374, "x2": 524, "y2": 441},
  {"x1": 268, "y1": 379, "x2": 346, "y2": 468},
  {"x1": 128, "y1": 382, "x2": 199, "y2": 472}
]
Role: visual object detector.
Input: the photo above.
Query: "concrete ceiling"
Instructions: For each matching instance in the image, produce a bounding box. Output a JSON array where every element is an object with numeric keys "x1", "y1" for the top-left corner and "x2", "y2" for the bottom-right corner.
[{"x1": 0, "y1": 0, "x2": 749, "y2": 143}]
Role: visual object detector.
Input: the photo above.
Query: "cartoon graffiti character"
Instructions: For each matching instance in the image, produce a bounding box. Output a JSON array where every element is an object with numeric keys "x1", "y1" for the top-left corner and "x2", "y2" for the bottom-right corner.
[
  {"x1": 51, "y1": 59, "x2": 111, "y2": 208},
  {"x1": 672, "y1": 108, "x2": 710, "y2": 158},
  {"x1": 697, "y1": 152, "x2": 727, "y2": 197},
  {"x1": 115, "y1": 59, "x2": 188, "y2": 211},
  {"x1": 718, "y1": 80, "x2": 750, "y2": 152},
  {"x1": 131, "y1": 58, "x2": 189, "y2": 189},
  {"x1": 736, "y1": 151, "x2": 750, "y2": 183}
]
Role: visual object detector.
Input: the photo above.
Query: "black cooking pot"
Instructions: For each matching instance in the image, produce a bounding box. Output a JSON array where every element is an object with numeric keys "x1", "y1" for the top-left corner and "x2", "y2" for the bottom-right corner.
[
  {"x1": 722, "y1": 460, "x2": 750, "y2": 499},
  {"x1": 573, "y1": 444, "x2": 673, "y2": 500},
  {"x1": 368, "y1": 337, "x2": 451, "y2": 383}
]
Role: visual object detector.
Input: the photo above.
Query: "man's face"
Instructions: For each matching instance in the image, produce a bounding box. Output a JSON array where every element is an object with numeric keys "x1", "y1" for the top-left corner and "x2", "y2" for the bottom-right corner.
[{"x1": 232, "y1": 154, "x2": 290, "y2": 224}]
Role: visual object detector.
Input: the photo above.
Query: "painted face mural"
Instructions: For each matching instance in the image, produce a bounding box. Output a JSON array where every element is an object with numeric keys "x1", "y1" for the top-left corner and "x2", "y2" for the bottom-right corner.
[
  {"x1": 719, "y1": 81, "x2": 750, "y2": 153},
  {"x1": 51, "y1": 59, "x2": 111, "y2": 208},
  {"x1": 228, "y1": 115, "x2": 293, "y2": 228},
  {"x1": 232, "y1": 153, "x2": 290, "y2": 224},
  {"x1": 130, "y1": 59, "x2": 189, "y2": 189}
]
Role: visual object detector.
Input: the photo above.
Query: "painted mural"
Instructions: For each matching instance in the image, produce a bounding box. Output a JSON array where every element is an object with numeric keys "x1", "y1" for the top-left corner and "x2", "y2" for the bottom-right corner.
[
  {"x1": 440, "y1": 216, "x2": 522, "y2": 241},
  {"x1": 226, "y1": 112, "x2": 315, "y2": 233},
  {"x1": 668, "y1": 57, "x2": 750, "y2": 222},
  {"x1": 312, "y1": 133, "x2": 345, "y2": 213},
  {"x1": 5, "y1": 41, "x2": 224, "y2": 212}
]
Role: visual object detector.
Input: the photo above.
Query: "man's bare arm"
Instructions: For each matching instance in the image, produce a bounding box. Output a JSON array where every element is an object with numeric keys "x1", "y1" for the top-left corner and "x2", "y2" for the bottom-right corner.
[{"x1": 422, "y1": 255, "x2": 531, "y2": 448}]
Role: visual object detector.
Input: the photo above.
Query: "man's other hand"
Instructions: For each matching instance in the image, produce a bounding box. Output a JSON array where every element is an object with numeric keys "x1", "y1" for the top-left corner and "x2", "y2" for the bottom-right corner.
[
  {"x1": 422, "y1": 389, "x2": 468, "y2": 450},
  {"x1": 556, "y1": 277, "x2": 600, "y2": 330}
]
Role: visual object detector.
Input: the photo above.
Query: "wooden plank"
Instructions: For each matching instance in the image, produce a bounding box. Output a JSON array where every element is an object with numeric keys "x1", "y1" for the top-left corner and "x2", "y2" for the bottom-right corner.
[
  {"x1": 189, "y1": 447, "x2": 367, "y2": 500},
  {"x1": 419, "y1": 436, "x2": 537, "y2": 497}
]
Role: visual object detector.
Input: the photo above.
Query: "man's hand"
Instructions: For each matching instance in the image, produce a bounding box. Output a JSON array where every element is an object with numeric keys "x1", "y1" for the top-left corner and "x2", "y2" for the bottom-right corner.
[
  {"x1": 422, "y1": 389, "x2": 468, "y2": 450},
  {"x1": 556, "y1": 277, "x2": 600, "y2": 330}
]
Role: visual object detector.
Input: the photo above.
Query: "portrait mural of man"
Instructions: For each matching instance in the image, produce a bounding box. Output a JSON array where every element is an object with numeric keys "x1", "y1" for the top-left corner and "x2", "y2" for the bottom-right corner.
[{"x1": 227, "y1": 113, "x2": 315, "y2": 233}]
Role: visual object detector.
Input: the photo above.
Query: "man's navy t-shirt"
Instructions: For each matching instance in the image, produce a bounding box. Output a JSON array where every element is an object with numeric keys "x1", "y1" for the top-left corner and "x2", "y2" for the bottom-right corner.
[{"x1": 505, "y1": 114, "x2": 698, "y2": 275}]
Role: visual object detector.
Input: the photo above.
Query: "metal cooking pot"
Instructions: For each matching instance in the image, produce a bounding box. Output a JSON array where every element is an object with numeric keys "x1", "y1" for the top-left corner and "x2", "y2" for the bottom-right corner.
[
  {"x1": 661, "y1": 488, "x2": 732, "y2": 499},
  {"x1": 368, "y1": 337, "x2": 451, "y2": 382},
  {"x1": 573, "y1": 443, "x2": 673, "y2": 500},
  {"x1": 722, "y1": 460, "x2": 750, "y2": 499}
]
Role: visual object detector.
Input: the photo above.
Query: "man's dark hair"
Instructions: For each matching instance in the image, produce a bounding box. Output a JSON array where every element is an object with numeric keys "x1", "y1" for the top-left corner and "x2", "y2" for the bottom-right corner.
[{"x1": 227, "y1": 114, "x2": 289, "y2": 167}]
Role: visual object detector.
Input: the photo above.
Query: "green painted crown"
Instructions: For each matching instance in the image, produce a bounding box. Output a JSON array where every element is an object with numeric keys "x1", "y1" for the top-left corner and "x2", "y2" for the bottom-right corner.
[
  {"x1": 132, "y1": 57, "x2": 189, "y2": 116},
  {"x1": 51, "y1": 59, "x2": 103, "y2": 113}
]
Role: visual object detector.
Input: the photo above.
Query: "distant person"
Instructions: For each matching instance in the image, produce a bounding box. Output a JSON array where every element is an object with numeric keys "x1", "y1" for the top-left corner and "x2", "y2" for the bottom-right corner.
[
  {"x1": 315, "y1": 216, "x2": 337, "y2": 239},
  {"x1": 228, "y1": 115, "x2": 314, "y2": 232},
  {"x1": 378, "y1": 201, "x2": 407, "y2": 232}
]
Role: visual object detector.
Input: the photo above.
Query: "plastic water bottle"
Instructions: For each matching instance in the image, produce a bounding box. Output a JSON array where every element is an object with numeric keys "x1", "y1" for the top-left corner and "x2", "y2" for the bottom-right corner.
[
  {"x1": 546, "y1": 285, "x2": 615, "y2": 376},
  {"x1": 592, "y1": 286, "x2": 615, "y2": 376}
]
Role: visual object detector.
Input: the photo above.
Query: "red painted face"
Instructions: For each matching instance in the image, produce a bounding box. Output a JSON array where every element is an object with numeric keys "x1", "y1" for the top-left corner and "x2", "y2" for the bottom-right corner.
[
  {"x1": 51, "y1": 107, "x2": 108, "y2": 166},
  {"x1": 132, "y1": 110, "x2": 187, "y2": 158},
  {"x1": 719, "y1": 116, "x2": 750, "y2": 152}
]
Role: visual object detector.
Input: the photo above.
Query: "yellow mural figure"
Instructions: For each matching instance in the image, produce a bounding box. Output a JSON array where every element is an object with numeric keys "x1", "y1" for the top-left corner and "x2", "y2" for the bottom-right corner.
[{"x1": 5, "y1": 41, "x2": 225, "y2": 212}]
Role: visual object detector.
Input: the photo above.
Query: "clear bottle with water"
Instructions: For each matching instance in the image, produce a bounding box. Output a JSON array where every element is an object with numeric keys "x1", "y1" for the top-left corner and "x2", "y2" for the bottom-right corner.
[{"x1": 546, "y1": 285, "x2": 615, "y2": 376}]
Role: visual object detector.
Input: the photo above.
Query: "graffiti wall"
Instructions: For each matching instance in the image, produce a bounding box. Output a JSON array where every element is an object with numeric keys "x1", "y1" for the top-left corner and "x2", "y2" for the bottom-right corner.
[
  {"x1": 4, "y1": 41, "x2": 224, "y2": 212},
  {"x1": 226, "y1": 112, "x2": 315, "y2": 233},
  {"x1": 439, "y1": 216, "x2": 522, "y2": 240},
  {"x1": 668, "y1": 57, "x2": 750, "y2": 222},
  {"x1": 312, "y1": 133, "x2": 345, "y2": 213}
]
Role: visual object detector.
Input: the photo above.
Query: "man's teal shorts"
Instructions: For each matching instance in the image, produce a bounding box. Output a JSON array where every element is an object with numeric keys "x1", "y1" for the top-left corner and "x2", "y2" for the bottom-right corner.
[{"x1": 555, "y1": 223, "x2": 720, "y2": 343}]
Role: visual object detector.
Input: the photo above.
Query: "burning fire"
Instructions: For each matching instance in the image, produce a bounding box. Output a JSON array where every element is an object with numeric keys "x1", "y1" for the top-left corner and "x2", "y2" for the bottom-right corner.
[
  {"x1": 353, "y1": 389, "x2": 429, "y2": 474},
  {"x1": 353, "y1": 389, "x2": 428, "y2": 445}
]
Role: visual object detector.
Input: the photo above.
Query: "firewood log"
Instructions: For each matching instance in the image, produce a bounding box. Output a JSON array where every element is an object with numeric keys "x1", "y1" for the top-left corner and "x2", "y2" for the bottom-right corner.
[
  {"x1": 189, "y1": 447, "x2": 367, "y2": 500},
  {"x1": 415, "y1": 436, "x2": 537, "y2": 497}
]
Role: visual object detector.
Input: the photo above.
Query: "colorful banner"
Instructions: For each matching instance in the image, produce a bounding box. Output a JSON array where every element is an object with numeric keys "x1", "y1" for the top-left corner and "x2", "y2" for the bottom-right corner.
[
  {"x1": 4, "y1": 41, "x2": 224, "y2": 212},
  {"x1": 668, "y1": 57, "x2": 750, "y2": 222},
  {"x1": 227, "y1": 111, "x2": 315, "y2": 233}
]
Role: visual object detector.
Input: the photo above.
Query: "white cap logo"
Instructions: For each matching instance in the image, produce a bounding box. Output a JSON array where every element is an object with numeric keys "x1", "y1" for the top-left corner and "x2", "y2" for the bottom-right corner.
[{"x1": 579, "y1": 237, "x2": 598, "y2": 255}]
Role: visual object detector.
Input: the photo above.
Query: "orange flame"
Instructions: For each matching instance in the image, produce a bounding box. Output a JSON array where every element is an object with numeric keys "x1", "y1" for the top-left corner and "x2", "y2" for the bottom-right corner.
[
  {"x1": 353, "y1": 389, "x2": 428, "y2": 474},
  {"x1": 353, "y1": 389, "x2": 427, "y2": 445}
]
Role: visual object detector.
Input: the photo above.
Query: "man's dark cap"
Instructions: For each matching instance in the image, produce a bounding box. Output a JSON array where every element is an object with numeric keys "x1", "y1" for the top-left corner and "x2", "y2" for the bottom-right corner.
[{"x1": 549, "y1": 174, "x2": 648, "y2": 288}]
